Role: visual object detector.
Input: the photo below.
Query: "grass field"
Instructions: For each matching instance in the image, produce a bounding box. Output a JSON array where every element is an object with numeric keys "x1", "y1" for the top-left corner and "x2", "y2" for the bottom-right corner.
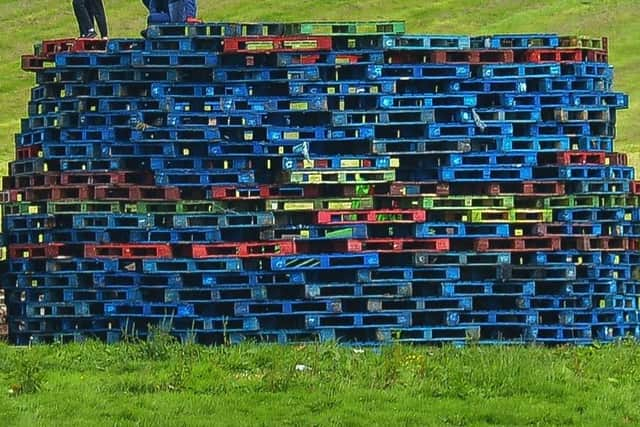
[
  {"x1": 1, "y1": 0, "x2": 639, "y2": 177},
  {"x1": 2, "y1": 1, "x2": 640, "y2": 424},
  {"x1": 1, "y1": 336, "x2": 640, "y2": 426}
]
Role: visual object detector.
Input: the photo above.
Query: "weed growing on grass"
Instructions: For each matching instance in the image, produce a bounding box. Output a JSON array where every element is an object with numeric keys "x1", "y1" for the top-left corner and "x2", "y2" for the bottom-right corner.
[{"x1": 6, "y1": 352, "x2": 44, "y2": 396}]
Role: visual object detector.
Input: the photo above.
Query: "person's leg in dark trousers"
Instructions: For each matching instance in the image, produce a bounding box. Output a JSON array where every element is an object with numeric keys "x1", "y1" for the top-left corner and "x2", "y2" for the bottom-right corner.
[
  {"x1": 72, "y1": 0, "x2": 92, "y2": 36},
  {"x1": 87, "y1": 0, "x2": 108, "y2": 37}
]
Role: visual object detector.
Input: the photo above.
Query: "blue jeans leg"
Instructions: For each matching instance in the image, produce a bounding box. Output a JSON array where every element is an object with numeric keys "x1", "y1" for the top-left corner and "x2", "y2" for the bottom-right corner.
[
  {"x1": 168, "y1": 0, "x2": 184, "y2": 22},
  {"x1": 184, "y1": 0, "x2": 197, "y2": 18}
]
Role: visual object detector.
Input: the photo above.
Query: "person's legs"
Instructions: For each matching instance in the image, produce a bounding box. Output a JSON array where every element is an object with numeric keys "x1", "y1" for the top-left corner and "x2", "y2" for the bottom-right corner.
[
  {"x1": 87, "y1": 0, "x2": 108, "y2": 37},
  {"x1": 72, "y1": 0, "x2": 93, "y2": 36},
  {"x1": 167, "y1": 0, "x2": 184, "y2": 23},
  {"x1": 183, "y1": 0, "x2": 197, "y2": 19}
]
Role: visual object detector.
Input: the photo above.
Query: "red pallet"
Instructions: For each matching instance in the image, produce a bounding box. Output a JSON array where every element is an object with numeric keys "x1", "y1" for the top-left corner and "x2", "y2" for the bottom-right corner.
[
  {"x1": 84, "y1": 244, "x2": 173, "y2": 259},
  {"x1": 210, "y1": 185, "x2": 271, "y2": 200},
  {"x1": 223, "y1": 36, "x2": 332, "y2": 53},
  {"x1": 24, "y1": 185, "x2": 93, "y2": 201},
  {"x1": 521, "y1": 181, "x2": 566, "y2": 195},
  {"x1": 525, "y1": 48, "x2": 608, "y2": 63},
  {"x1": 188, "y1": 241, "x2": 295, "y2": 258},
  {"x1": 605, "y1": 152, "x2": 627, "y2": 166},
  {"x1": 21, "y1": 55, "x2": 49, "y2": 72},
  {"x1": 16, "y1": 144, "x2": 42, "y2": 160},
  {"x1": 631, "y1": 181, "x2": 640, "y2": 195},
  {"x1": 556, "y1": 151, "x2": 606, "y2": 165},
  {"x1": 316, "y1": 209, "x2": 427, "y2": 224},
  {"x1": 9, "y1": 243, "x2": 80, "y2": 259},
  {"x1": 3, "y1": 173, "x2": 60, "y2": 190},
  {"x1": 474, "y1": 237, "x2": 561, "y2": 252},
  {"x1": 40, "y1": 38, "x2": 77, "y2": 58},
  {"x1": 93, "y1": 185, "x2": 180, "y2": 201},
  {"x1": 39, "y1": 37, "x2": 107, "y2": 59},
  {"x1": 60, "y1": 171, "x2": 154, "y2": 186},
  {"x1": 575, "y1": 237, "x2": 629, "y2": 251},
  {"x1": 387, "y1": 49, "x2": 514, "y2": 64}
]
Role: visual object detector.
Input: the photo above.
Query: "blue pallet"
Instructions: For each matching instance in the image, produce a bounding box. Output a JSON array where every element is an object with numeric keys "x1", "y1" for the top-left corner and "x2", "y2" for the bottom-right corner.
[
  {"x1": 478, "y1": 63, "x2": 560, "y2": 79},
  {"x1": 106, "y1": 38, "x2": 146, "y2": 53},
  {"x1": 499, "y1": 136, "x2": 570, "y2": 151},
  {"x1": 569, "y1": 92, "x2": 628, "y2": 109},
  {"x1": 93, "y1": 272, "x2": 182, "y2": 287},
  {"x1": 172, "y1": 212, "x2": 274, "y2": 228},
  {"x1": 305, "y1": 281, "x2": 412, "y2": 298},
  {"x1": 440, "y1": 165, "x2": 533, "y2": 181},
  {"x1": 71, "y1": 213, "x2": 154, "y2": 229},
  {"x1": 306, "y1": 312, "x2": 412, "y2": 328},
  {"x1": 414, "y1": 222, "x2": 466, "y2": 237},
  {"x1": 441, "y1": 281, "x2": 535, "y2": 297},
  {"x1": 200, "y1": 271, "x2": 305, "y2": 287},
  {"x1": 141, "y1": 258, "x2": 243, "y2": 274},
  {"x1": 55, "y1": 53, "x2": 131, "y2": 68},
  {"x1": 449, "y1": 151, "x2": 537, "y2": 167},
  {"x1": 382, "y1": 34, "x2": 470, "y2": 50},
  {"x1": 154, "y1": 169, "x2": 255, "y2": 185},
  {"x1": 60, "y1": 158, "x2": 123, "y2": 172},
  {"x1": 131, "y1": 126, "x2": 220, "y2": 141},
  {"x1": 288, "y1": 80, "x2": 396, "y2": 96},
  {"x1": 129, "y1": 228, "x2": 223, "y2": 243},
  {"x1": 42, "y1": 142, "x2": 99, "y2": 158},
  {"x1": 471, "y1": 34, "x2": 559, "y2": 49},
  {"x1": 104, "y1": 302, "x2": 195, "y2": 317},
  {"x1": 376, "y1": 326, "x2": 481, "y2": 343},
  {"x1": 369, "y1": 63, "x2": 470, "y2": 79},
  {"x1": 378, "y1": 93, "x2": 477, "y2": 109},
  {"x1": 131, "y1": 52, "x2": 218, "y2": 67}
]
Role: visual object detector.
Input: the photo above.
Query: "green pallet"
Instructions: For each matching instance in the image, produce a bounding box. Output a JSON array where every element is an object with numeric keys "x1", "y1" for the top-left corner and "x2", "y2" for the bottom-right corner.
[
  {"x1": 422, "y1": 195, "x2": 515, "y2": 210},
  {"x1": 539, "y1": 195, "x2": 600, "y2": 209},
  {"x1": 559, "y1": 35, "x2": 607, "y2": 50},
  {"x1": 47, "y1": 201, "x2": 120, "y2": 214},
  {"x1": 471, "y1": 208, "x2": 552, "y2": 223},
  {"x1": 285, "y1": 169, "x2": 395, "y2": 184},
  {"x1": 284, "y1": 21, "x2": 405, "y2": 36},
  {"x1": 124, "y1": 201, "x2": 227, "y2": 214}
]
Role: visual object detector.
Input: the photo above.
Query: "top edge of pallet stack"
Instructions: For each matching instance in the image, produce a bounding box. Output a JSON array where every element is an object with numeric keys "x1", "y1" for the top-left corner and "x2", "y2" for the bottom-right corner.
[{"x1": 142, "y1": 21, "x2": 407, "y2": 37}]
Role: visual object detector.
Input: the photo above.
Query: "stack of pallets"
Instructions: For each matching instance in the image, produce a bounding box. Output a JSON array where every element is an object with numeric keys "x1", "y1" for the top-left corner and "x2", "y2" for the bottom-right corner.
[{"x1": 2, "y1": 22, "x2": 638, "y2": 344}]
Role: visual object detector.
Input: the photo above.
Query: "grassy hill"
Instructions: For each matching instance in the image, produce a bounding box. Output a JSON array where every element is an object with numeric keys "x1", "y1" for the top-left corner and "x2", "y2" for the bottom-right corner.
[{"x1": 0, "y1": 0, "x2": 639, "y2": 177}]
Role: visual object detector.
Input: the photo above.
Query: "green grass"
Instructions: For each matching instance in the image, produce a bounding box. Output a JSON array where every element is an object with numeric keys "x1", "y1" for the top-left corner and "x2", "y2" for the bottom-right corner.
[
  {"x1": 1, "y1": 337, "x2": 640, "y2": 426},
  {"x1": 1, "y1": 0, "x2": 640, "y2": 176}
]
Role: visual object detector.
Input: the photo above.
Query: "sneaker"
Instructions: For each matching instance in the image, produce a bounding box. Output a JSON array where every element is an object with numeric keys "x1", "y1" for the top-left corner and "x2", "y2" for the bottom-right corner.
[{"x1": 83, "y1": 29, "x2": 98, "y2": 38}]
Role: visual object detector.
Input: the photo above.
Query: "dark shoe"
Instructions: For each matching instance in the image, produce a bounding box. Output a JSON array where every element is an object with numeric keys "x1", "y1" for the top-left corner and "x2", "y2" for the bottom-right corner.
[
  {"x1": 83, "y1": 30, "x2": 98, "y2": 38},
  {"x1": 140, "y1": 29, "x2": 148, "y2": 38}
]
